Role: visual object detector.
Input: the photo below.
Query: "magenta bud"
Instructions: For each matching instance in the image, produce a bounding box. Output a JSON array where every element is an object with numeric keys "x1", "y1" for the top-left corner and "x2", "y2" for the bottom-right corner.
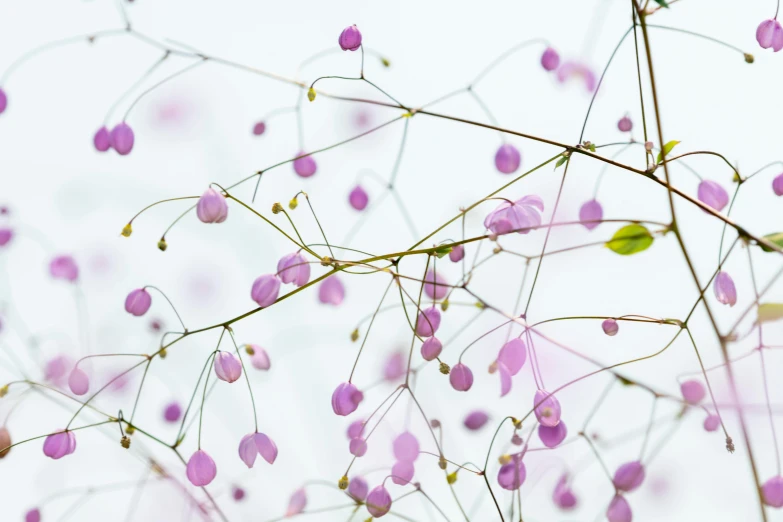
[
  {"x1": 251, "y1": 274, "x2": 281, "y2": 308},
  {"x1": 214, "y1": 351, "x2": 242, "y2": 383},
  {"x1": 540, "y1": 47, "x2": 560, "y2": 71},
  {"x1": 124, "y1": 288, "x2": 152, "y2": 316},
  {"x1": 463, "y1": 410, "x2": 489, "y2": 431},
  {"x1": 277, "y1": 252, "x2": 311, "y2": 287},
  {"x1": 538, "y1": 420, "x2": 567, "y2": 448},
  {"x1": 602, "y1": 318, "x2": 619, "y2": 336},
  {"x1": 448, "y1": 244, "x2": 465, "y2": 262},
  {"x1": 393, "y1": 432, "x2": 420, "y2": 462},
  {"x1": 252, "y1": 121, "x2": 266, "y2": 136},
  {"x1": 606, "y1": 495, "x2": 632, "y2": 522},
  {"x1": 757, "y1": 19, "x2": 783, "y2": 52},
  {"x1": 617, "y1": 116, "x2": 633, "y2": 132},
  {"x1": 484, "y1": 195, "x2": 544, "y2": 236},
  {"x1": 238, "y1": 432, "x2": 278, "y2": 468},
  {"x1": 347, "y1": 419, "x2": 365, "y2": 439},
  {"x1": 366, "y1": 485, "x2": 392, "y2": 518},
  {"x1": 762, "y1": 476, "x2": 783, "y2": 507},
  {"x1": 0, "y1": 227, "x2": 13, "y2": 247},
  {"x1": 773, "y1": 173, "x2": 783, "y2": 196},
  {"x1": 197, "y1": 188, "x2": 228, "y2": 224},
  {"x1": 420, "y1": 337, "x2": 442, "y2": 361},
  {"x1": 318, "y1": 275, "x2": 345, "y2": 306},
  {"x1": 249, "y1": 345, "x2": 271, "y2": 370},
  {"x1": 68, "y1": 367, "x2": 89, "y2": 396},
  {"x1": 349, "y1": 437, "x2": 368, "y2": 457},
  {"x1": 186, "y1": 449, "x2": 217, "y2": 487},
  {"x1": 0, "y1": 88, "x2": 7, "y2": 114},
  {"x1": 494, "y1": 144, "x2": 522, "y2": 174},
  {"x1": 348, "y1": 476, "x2": 369, "y2": 502},
  {"x1": 0, "y1": 426, "x2": 11, "y2": 458},
  {"x1": 703, "y1": 414, "x2": 720, "y2": 432},
  {"x1": 286, "y1": 489, "x2": 307, "y2": 517},
  {"x1": 449, "y1": 362, "x2": 474, "y2": 392},
  {"x1": 415, "y1": 306, "x2": 441, "y2": 337},
  {"x1": 579, "y1": 199, "x2": 603, "y2": 231},
  {"x1": 49, "y1": 255, "x2": 79, "y2": 282},
  {"x1": 533, "y1": 389, "x2": 562, "y2": 427},
  {"x1": 42, "y1": 430, "x2": 77, "y2": 459},
  {"x1": 93, "y1": 126, "x2": 111, "y2": 152},
  {"x1": 497, "y1": 453, "x2": 526, "y2": 490},
  {"x1": 349, "y1": 185, "x2": 369, "y2": 211},
  {"x1": 25, "y1": 509, "x2": 41, "y2": 522},
  {"x1": 383, "y1": 351, "x2": 405, "y2": 382},
  {"x1": 331, "y1": 382, "x2": 363, "y2": 416},
  {"x1": 164, "y1": 401, "x2": 182, "y2": 423},
  {"x1": 339, "y1": 24, "x2": 362, "y2": 51},
  {"x1": 391, "y1": 460, "x2": 415, "y2": 485},
  {"x1": 613, "y1": 461, "x2": 645, "y2": 492},
  {"x1": 680, "y1": 379, "x2": 706, "y2": 404},
  {"x1": 697, "y1": 180, "x2": 729, "y2": 212},
  {"x1": 497, "y1": 338, "x2": 527, "y2": 375},
  {"x1": 293, "y1": 152, "x2": 317, "y2": 178},
  {"x1": 110, "y1": 122, "x2": 135, "y2": 155},
  {"x1": 232, "y1": 486, "x2": 246, "y2": 501},
  {"x1": 553, "y1": 475, "x2": 577, "y2": 510},
  {"x1": 424, "y1": 269, "x2": 448, "y2": 300},
  {"x1": 714, "y1": 271, "x2": 737, "y2": 307}
]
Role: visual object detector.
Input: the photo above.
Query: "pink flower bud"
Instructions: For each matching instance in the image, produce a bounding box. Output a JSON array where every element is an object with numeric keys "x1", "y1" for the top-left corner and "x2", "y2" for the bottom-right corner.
[
  {"x1": 232, "y1": 486, "x2": 246, "y2": 501},
  {"x1": 533, "y1": 389, "x2": 562, "y2": 427},
  {"x1": 93, "y1": 126, "x2": 111, "y2": 152},
  {"x1": 249, "y1": 345, "x2": 271, "y2": 370},
  {"x1": 498, "y1": 338, "x2": 526, "y2": 375},
  {"x1": 214, "y1": 351, "x2": 242, "y2": 383},
  {"x1": 553, "y1": 475, "x2": 577, "y2": 510},
  {"x1": 424, "y1": 269, "x2": 448, "y2": 300},
  {"x1": 124, "y1": 288, "x2": 152, "y2": 316},
  {"x1": 110, "y1": 122, "x2": 135, "y2": 155},
  {"x1": 250, "y1": 274, "x2": 281, "y2": 307},
  {"x1": 286, "y1": 488, "x2": 307, "y2": 517},
  {"x1": 415, "y1": 306, "x2": 441, "y2": 337},
  {"x1": 714, "y1": 271, "x2": 737, "y2": 307},
  {"x1": 318, "y1": 275, "x2": 345, "y2": 305},
  {"x1": 579, "y1": 199, "x2": 603, "y2": 231},
  {"x1": 703, "y1": 414, "x2": 720, "y2": 432},
  {"x1": 49, "y1": 255, "x2": 79, "y2": 282},
  {"x1": 762, "y1": 476, "x2": 783, "y2": 507},
  {"x1": 606, "y1": 495, "x2": 632, "y2": 522},
  {"x1": 393, "y1": 432, "x2": 420, "y2": 462},
  {"x1": 238, "y1": 432, "x2": 278, "y2": 468},
  {"x1": 186, "y1": 449, "x2": 217, "y2": 486},
  {"x1": 293, "y1": 152, "x2": 317, "y2": 177},
  {"x1": 464, "y1": 410, "x2": 489, "y2": 431},
  {"x1": 43, "y1": 430, "x2": 76, "y2": 459},
  {"x1": 494, "y1": 144, "x2": 521, "y2": 174},
  {"x1": 420, "y1": 337, "x2": 442, "y2": 361},
  {"x1": 449, "y1": 244, "x2": 465, "y2": 262},
  {"x1": 757, "y1": 19, "x2": 783, "y2": 52},
  {"x1": 347, "y1": 419, "x2": 365, "y2": 439},
  {"x1": 497, "y1": 453, "x2": 526, "y2": 490},
  {"x1": 164, "y1": 401, "x2": 182, "y2": 423},
  {"x1": 349, "y1": 437, "x2": 368, "y2": 457},
  {"x1": 196, "y1": 188, "x2": 228, "y2": 224},
  {"x1": 339, "y1": 25, "x2": 362, "y2": 51},
  {"x1": 680, "y1": 379, "x2": 706, "y2": 404},
  {"x1": 25, "y1": 509, "x2": 41, "y2": 522},
  {"x1": 697, "y1": 180, "x2": 729, "y2": 212},
  {"x1": 540, "y1": 47, "x2": 560, "y2": 71},
  {"x1": 449, "y1": 363, "x2": 474, "y2": 391},
  {"x1": 252, "y1": 121, "x2": 266, "y2": 136},
  {"x1": 391, "y1": 460, "x2": 415, "y2": 485},
  {"x1": 277, "y1": 252, "x2": 310, "y2": 287},
  {"x1": 602, "y1": 319, "x2": 619, "y2": 336},
  {"x1": 349, "y1": 185, "x2": 369, "y2": 211},
  {"x1": 0, "y1": 426, "x2": 11, "y2": 458},
  {"x1": 538, "y1": 420, "x2": 567, "y2": 448},
  {"x1": 613, "y1": 461, "x2": 645, "y2": 492},
  {"x1": 366, "y1": 485, "x2": 392, "y2": 518},
  {"x1": 773, "y1": 173, "x2": 783, "y2": 196},
  {"x1": 348, "y1": 476, "x2": 368, "y2": 502},
  {"x1": 383, "y1": 351, "x2": 405, "y2": 382},
  {"x1": 331, "y1": 382, "x2": 363, "y2": 416},
  {"x1": 68, "y1": 367, "x2": 89, "y2": 395},
  {"x1": 0, "y1": 227, "x2": 13, "y2": 247},
  {"x1": 617, "y1": 116, "x2": 633, "y2": 132}
]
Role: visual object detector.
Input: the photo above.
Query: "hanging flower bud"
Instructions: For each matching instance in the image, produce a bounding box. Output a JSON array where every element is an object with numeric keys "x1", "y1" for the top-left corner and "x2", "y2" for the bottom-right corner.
[
  {"x1": 714, "y1": 271, "x2": 737, "y2": 307},
  {"x1": 42, "y1": 430, "x2": 77, "y2": 459},
  {"x1": 415, "y1": 306, "x2": 441, "y2": 337},
  {"x1": 252, "y1": 121, "x2": 266, "y2": 136},
  {"x1": 680, "y1": 379, "x2": 706, "y2": 404},
  {"x1": 286, "y1": 488, "x2": 307, "y2": 517},
  {"x1": 420, "y1": 337, "x2": 442, "y2": 361},
  {"x1": 497, "y1": 338, "x2": 527, "y2": 375},
  {"x1": 93, "y1": 126, "x2": 111, "y2": 152},
  {"x1": 68, "y1": 367, "x2": 89, "y2": 396},
  {"x1": 494, "y1": 144, "x2": 522, "y2": 174},
  {"x1": 449, "y1": 363, "x2": 474, "y2": 391},
  {"x1": 277, "y1": 252, "x2": 311, "y2": 287},
  {"x1": 497, "y1": 453, "x2": 526, "y2": 490},
  {"x1": 391, "y1": 460, "x2": 415, "y2": 485},
  {"x1": 251, "y1": 274, "x2": 281, "y2": 307},
  {"x1": 0, "y1": 426, "x2": 11, "y2": 458},
  {"x1": 49, "y1": 255, "x2": 79, "y2": 282},
  {"x1": 606, "y1": 495, "x2": 633, "y2": 522},
  {"x1": 703, "y1": 414, "x2": 720, "y2": 432},
  {"x1": 762, "y1": 476, "x2": 783, "y2": 507},
  {"x1": 232, "y1": 486, "x2": 246, "y2": 501},
  {"x1": 697, "y1": 180, "x2": 729, "y2": 212},
  {"x1": 540, "y1": 48, "x2": 560, "y2": 71},
  {"x1": 383, "y1": 351, "x2": 406, "y2": 382},
  {"x1": 0, "y1": 227, "x2": 13, "y2": 247},
  {"x1": 124, "y1": 288, "x2": 152, "y2": 316},
  {"x1": 613, "y1": 461, "x2": 645, "y2": 492},
  {"x1": 449, "y1": 244, "x2": 465, "y2": 262},
  {"x1": 163, "y1": 401, "x2": 182, "y2": 423},
  {"x1": 25, "y1": 509, "x2": 41, "y2": 522},
  {"x1": 617, "y1": 116, "x2": 633, "y2": 133},
  {"x1": 773, "y1": 173, "x2": 783, "y2": 196},
  {"x1": 538, "y1": 421, "x2": 568, "y2": 448},
  {"x1": 393, "y1": 432, "x2": 420, "y2": 462},
  {"x1": 553, "y1": 475, "x2": 578, "y2": 510},
  {"x1": 366, "y1": 485, "x2": 392, "y2": 518},
  {"x1": 349, "y1": 185, "x2": 369, "y2": 211},
  {"x1": 349, "y1": 437, "x2": 368, "y2": 457},
  {"x1": 186, "y1": 450, "x2": 217, "y2": 486},
  {"x1": 331, "y1": 382, "x2": 363, "y2": 416},
  {"x1": 110, "y1": 122, "x2": 135, "y2": 155},
  {"x1": 293, "y1": 152, "x2": 317, "y2": 178},
  {"x1": 238, "y1": 432, "x2": 278, "y2": 468},
  {"x1": 339, "y1": 25, "x2": 363, "y2": 51},
  {"x1": 348, "y1": 476, "x2": 369, "y2": 502},
  {"x1": 423, "y1": 269, "x2": 448, "y2": 300},
  {"x1": 214, "y1": 352, "x2": 242, "y2": 383},
  {"x1": 602, "y1": 319, "x2": 619, "y2": 336},
  {"x1": 484, "y1": 195, "x2": 544, "y2": 236},
  {"x1": 0, "y1": 88, "x2": 7, "y2": 114},
  {"x1": 318, "y1": 275, "x2": 345, "y2": 305},
  {"x1": 463, "y1": 410, "x2": 489, "y2": 431},
  {"x1": 197, "y1": 188, "x2": 228, "y2": 224},
  {"x1": 533, "y1": 389, "x2": 562, "y2": 427},
  {"x1": 556, "y1": 61, "x2": 597, "y2": 92},
  {"x1": 579, "y1": 200, "x2": 603, "y2": 231},
  {"x1": 249, "y1": 346, "x2": 271, "y2": 370},
  {"x1": 756, "y1": 19, "x2": 783, "y2": 52}
]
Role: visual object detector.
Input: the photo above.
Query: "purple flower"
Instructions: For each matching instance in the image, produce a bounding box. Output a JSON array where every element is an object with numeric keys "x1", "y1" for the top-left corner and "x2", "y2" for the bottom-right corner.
[
  {"x1": 125, "y1": 288, "x2": 152, "y2": 316},
  {"x1": 602, "y1": 318, "x2": 619, "y2": 336},
  {"x1": 186, "y1": 450, "x2": 217, "y2": 487},
  {"x1": 697, "y1": 180, "x2": 729, "y2": 212},
  {"x1": 383, "y1": 351, "x2": 406, "y2": 382},
  {"x1": 249, "y1": 346, "x2": 271, "y2": 370},
  {"x1": 0, "y1": 227, "x2": 13, "y2": 247},
  {"x1": 346, "y1": 419, "x2": 365, "y2": 439},
  {"x1": 540, "y1": 47, "x2": 560, "y2": 72},
  {"x1": 331, "y1": 382, "x2": 363, "y2": 416},
  {"x1": 463, "y1": 410, "x2": 489, "y2": 431},
  {"x1": 366, "y1": 485, "x2": 391, "y2": 518},
  {"x1": 164, "y1": 401, "x2": 182, "y2": 423},
  {"x1": 0, "y1": 426, "x2": 11, "y2": 458},
  {"x1": 393, "y1": 432, "x2": 419, "y2": 462},
  {"x1": 773, "y1": 173, "x2": 783, "y2": 196},
  {"x1": 25, "y1": 509, "x2": 41, "y2": 522},
  {"x1": 391, "y1": 460, "x2": 415, "y2": 485},
  {"x1": 197, "y1": 188, "x2": 228, "y2": 224},
  {"x1": 238, "y1": 432, "x2": 278, "y2": 468},
  {"x1": 579, "y1": 199, "x2": 603, "y2": 231},
  {"x1": 449, "y1": 244, "x2": 465, "y2": 262},
  {"x1": 497, "y1": 453, "x2": 526, "y2": 490},
  {"x1": 277, "y1": 252, "x2": 311, "y2": 287},
  {"x1": 556, "y1": 61, "x2": 597, "y2": 92},
  {"x1": 533, "y1": 389, "x2": 562, "y2": 427},
  {"x1": 43, "y1": 430, "x2": 77, "y2": 459},
  {"x1": 349, "y1": 185, "x2": 369, "y2": 211},
  {"x1": 617, "y1": 116, "x2": 633, "y2": 133},
  {"x1": 214, "y1": 351, "x2": 242, "y2": 383},
  {"x1": 293, "y1": 152, "x2": 317, "y2": 178},
  {"x1": 286, "y1": 488, "x2": 307, "y2": 517},
  {"x1": 484, "y1": 195, "x2": 544, "y2": 236},
  {"x1": 714, "y1": 271, "x2": 737, "y2": 307},
  {"x1": 757, "y1": 19, "x2": 783, "y2": 52},
  {"x1": 613, "y1": 461, "x2": 645, "y2": 492},
  {"x1": 68, "y1": 367, "x2": 89, "y2": 396},
  {"x1": 420, "y1": 337, "x2": 442, "y2": 361},
  {"x1": 93, "y1": 126, "x2": 111, "y2": 152},
  {"x1": 553, "y1": 475, "x2": 577, "y2": 510},
  {"x1": 50, "y1": 255, "x2": 79, "y2": 282},
  {"x1": 606, "y1": 495, "x2": 632, "y2": 522},
  {"x1": 497, "y1": 338, "x2": 526, "y2": 375},
  {"x1": 251, "y1": 274, "x2": 281, "y2": 307},
  {"x1": 415, "y1": 306, "x2": 441, "y2": 337},
  {"x1": 252, "y1": 121, "x2": 266, "y2": 136},
  {"x1": 762, "y1": 476, "x2": 783, "y2": 507},
  {"x1": 424, "y1": 269, "x2": 448, "y2": 300},
  {"x1": 0, "y1": 88, "x2": 7, "y2": 114},
  {"x1": 494, "y1": 144, "x2": 522, "y2": 174},
  {"x1": 449, "y1": 362, "x2": 473, "y2": 392},
  {"x1": 538, "y1": 421, "x2": 567, "y2": 448},
  {"x1": 348, "y1": 476, "x2": 368, "y2": 502},
  {"x1": 703, "y1": 414, "x2": 720, "y2": 432},
  {"x1": 110, "y1": 122, "x2": 135, "y2": 155},
  {"x1": 680, "y1": 379, "x2": 706, "y2": 404},
  {"x1": 318, "y1": 275, "x2": 345, "y2": 306},
  {"x1": 349, "y1": 437, "x2": 367, "y2": 457},
  {"x1": 339, "y1": 25, "x2": 362, "y2": 51}
]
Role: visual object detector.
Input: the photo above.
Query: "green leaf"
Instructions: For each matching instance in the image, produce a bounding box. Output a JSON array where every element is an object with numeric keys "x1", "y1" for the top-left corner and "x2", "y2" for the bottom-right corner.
[
  {"x1": 653, "y1": 0, "x2": 669, "y2": 7},
  {"x1": 555, "y1": 155, "x2": 568, "y2": 169},
  {"x1": 758, "y1": 303, "x2": 783, "y2": 324},
  {"x1": 759, "y1": 232, "x2": 783, "y2": 253},
  {"x1": 656, "y1": 140, "x2": 680, "y2": 164},
  {"x1": 605, "y1": 224, "x2": 654, "y2": 256},
  {"x1": 433, "y1": 245, "x2": 453, "y2": 258}
]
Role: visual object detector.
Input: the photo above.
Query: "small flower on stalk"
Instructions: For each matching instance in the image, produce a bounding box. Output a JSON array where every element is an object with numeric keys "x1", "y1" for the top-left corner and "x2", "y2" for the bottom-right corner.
[
  {"x1": 196, "y1": 188, "x2": 228, "y2": 224},
  {"x1": 714, "y1": 271, "x2": 737, "y2": 306},
  {"x1": 339, "y1": 25, "x2": 363, "y2": 51},
  {"x1": 214, "y1": 351, "x2": 242, "y2": 383},
  {"x1": 186, "y1": 450, "x2": 217, "y2": 486}
]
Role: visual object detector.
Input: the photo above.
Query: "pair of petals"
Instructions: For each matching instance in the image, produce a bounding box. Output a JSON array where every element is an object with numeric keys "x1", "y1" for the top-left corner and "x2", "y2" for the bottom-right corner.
[
  {"x1": 238, "y1": 432, "x2": 278, "y2": 468},
  {"x1": 43, "y1": 431, "x2": 76, "y2": 459},
  {"x1": 484, "y1": 195, "x2": 544, "y2": 236},
  {"x1": 496, "y1": 338, "x2": 527, "y2": 397},
  {"x1": 277, "y1": 252, "x2": 311, "y2": 287}
]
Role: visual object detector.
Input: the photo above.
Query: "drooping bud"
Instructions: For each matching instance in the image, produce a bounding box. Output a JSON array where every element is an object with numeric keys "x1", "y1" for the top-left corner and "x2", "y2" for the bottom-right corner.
[
  {"x1": 449, "y1": 363, "x2": 474, "y2": 392},
  {"x1": 124, "y1": 288, "x2": 152, "y2": 316},
  {"x1": 110, "y1": 122, "x2": 135, "y2": 155},
  {"x1": 349, "y1": 185, "x2": 369, "y2": 211},
  {"x1": 196, "y1": 188, "x2": 228, "y2": 224},
  {"x1": 68, "y1": 367, "x2": 90, "y2": 396},
  {"x1": 186, "y1": 450, "x2": 217, "y2": 486},
  {"x1": 680, "y1": 379, "x2": 706, "y2": 404},
  {"x1": 293, "y1": 152, "x2": 317, "y2": 178},
  {"x1": 339, "y1": 25, "x2": 363, "y2": 51},
  {"x1": 602, "y1": 318, "x2": 619, "y2": 336},
  {"x1": 93, "y1": 126, "x2": 111, "y2": 152},
  {"x1": 494, "y1": 144, "x2": 522, "y2": 174},
  {"x1": 540, "y1": 48, "x2": 560, "y2": 71},
  {"x1": 250, "y1": 274, "x2": 281, "y2": 307},
  {"x1": 331, "y1": 382, "x2": 363, "y2": 416},
  {"x1": 214, "y1": 352, "x2": 242, "y2": 383},
  {"x1": 463, "y1": 410, "x2": 489, "y2": 431}
]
